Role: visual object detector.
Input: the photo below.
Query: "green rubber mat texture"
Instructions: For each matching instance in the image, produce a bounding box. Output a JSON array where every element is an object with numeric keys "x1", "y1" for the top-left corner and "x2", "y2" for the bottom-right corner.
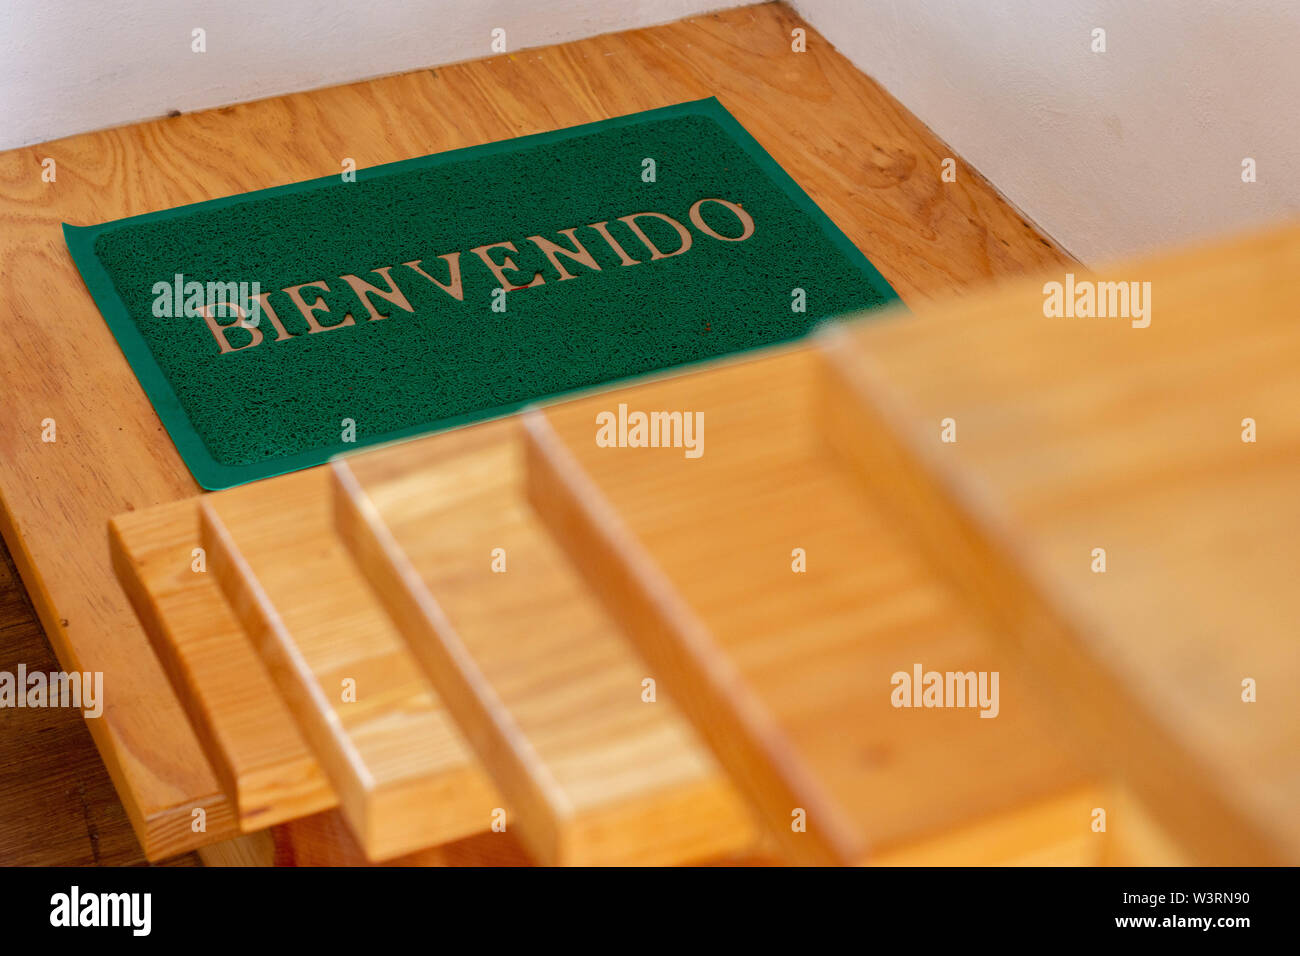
[{"x1": 65, "y1": 98, "x2": 899, "y2": 489}]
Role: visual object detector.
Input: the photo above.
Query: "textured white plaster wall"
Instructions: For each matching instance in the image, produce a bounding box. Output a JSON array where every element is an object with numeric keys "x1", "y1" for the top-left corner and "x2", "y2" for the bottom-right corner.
[
  {"x1": 0, "y1": 0, "x2": 742, "y2": 150},
  {"x1": 792, "y1": 0, "x2": 1300, "y2": 262},
  {"x1": 7, "y1": 2, "x2": 1295, "y2": 261}
]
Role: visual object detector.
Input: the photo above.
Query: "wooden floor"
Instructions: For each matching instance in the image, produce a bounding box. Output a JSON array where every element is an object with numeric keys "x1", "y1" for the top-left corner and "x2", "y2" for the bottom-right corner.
[
  {"x1": 0, "y1": 536, "x2": 195, "y2": 864},
  {"x1": 0, "y1": 1, "x2": 1066, "y2": 860}
]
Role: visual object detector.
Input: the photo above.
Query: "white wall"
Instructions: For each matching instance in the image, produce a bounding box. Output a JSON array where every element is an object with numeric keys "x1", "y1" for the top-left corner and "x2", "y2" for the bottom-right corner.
[
  {"x1": 6, "y1": 1, "x2": 1296, "y2": 263},
  {"x1": 0, "y1": 0, "x2": 739, "y2": 151},
  {"x1": 793, "y1": 0, "x2": 1300, "y2": 263}
]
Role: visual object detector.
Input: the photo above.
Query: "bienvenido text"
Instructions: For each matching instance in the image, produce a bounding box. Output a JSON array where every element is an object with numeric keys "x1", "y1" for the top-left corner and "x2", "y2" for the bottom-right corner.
[{"x1": 178, "y1": 196, "x2": 756, "y2": 355}]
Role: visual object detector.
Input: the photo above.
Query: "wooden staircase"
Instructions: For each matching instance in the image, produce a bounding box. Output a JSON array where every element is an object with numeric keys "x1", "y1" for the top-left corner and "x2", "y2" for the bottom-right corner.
[{"x1": 108, "y1": 223, "x2": 1300, "y2": 865}]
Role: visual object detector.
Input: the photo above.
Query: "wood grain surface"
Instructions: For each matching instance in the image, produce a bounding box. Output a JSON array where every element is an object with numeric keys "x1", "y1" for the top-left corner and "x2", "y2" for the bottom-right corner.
[
  {"x1": 819, "y1": 223, "x2": 1300, "y2": 864},
  {"x1": 0, "y1": 537, "x2": 198, "y2": 865},
  {"x1": 270, "y1": 809, "x2": 534, "y2": 867},
  {"x1": 335, "y1": 422, "x2": 755, "y2": 865},
  {"x1": 110, "y1": 501, "x2": 337, "y2": 830},
  {"x1": 524, "y1": 349, "x2": 1090, "y2": 864},
  {"x1": 0, "y1": 1, "x2": 1066, "y2": 857},
  {"x1": 200, "y1": 469, "x2": 500, "y2": 860}
]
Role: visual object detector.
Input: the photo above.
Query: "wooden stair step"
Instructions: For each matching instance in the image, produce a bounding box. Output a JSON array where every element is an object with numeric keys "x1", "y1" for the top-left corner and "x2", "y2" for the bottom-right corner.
[
  {"x1": 271, "y1": 809, "x2": 535, "y2": 867},
  {"x1": 199, "y1": 468, "x2": 499, "y2": 860},
  {"x1": 817, "y1": 223, "x2": 1300, "y2": 864},
  {"x1": 333, "y1": 419, "x2": 756, "y2": 865},
  {"x1": 110, "y1": 501, "x2": 336, "y2": 830},
  {"x1": 522, "y1": 346, "x2": 1093, "y2": 865}
]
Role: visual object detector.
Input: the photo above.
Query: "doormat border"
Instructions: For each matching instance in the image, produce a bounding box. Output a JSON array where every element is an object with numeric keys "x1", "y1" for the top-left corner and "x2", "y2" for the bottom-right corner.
[{"x1": 64, "y1": 97, "x2": 901, "y2": 490}]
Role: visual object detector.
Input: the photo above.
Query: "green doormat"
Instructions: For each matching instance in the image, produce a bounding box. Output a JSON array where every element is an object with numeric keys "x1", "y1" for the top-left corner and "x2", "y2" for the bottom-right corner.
[{"x1": 65, "y1": 98, "x2": 899, "y2": 489}]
